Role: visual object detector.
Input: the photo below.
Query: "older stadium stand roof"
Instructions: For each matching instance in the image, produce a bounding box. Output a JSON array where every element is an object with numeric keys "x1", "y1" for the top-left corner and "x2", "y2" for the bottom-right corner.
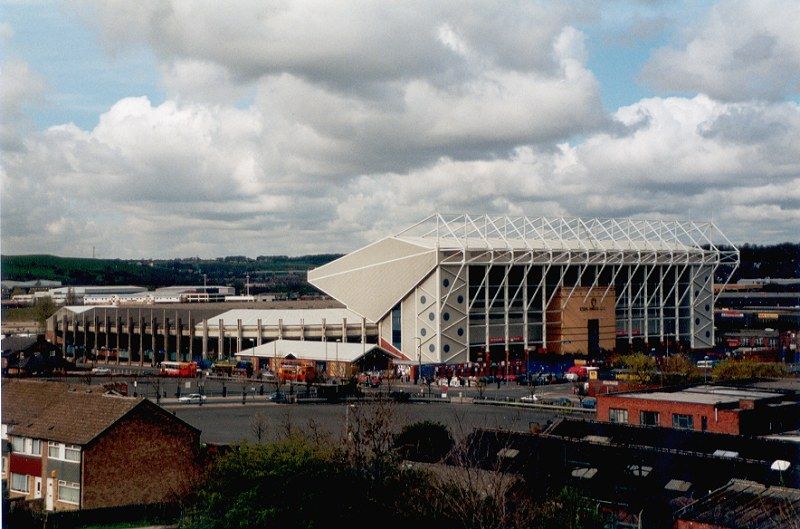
[{"x1": 195, "y1": 308, "x2": 366, "y2": 328}]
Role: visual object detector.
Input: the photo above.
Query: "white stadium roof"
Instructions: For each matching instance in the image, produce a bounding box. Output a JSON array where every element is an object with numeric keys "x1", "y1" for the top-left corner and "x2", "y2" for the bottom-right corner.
[
  {"x1": 195, "y1": 308, "x2": 367, "y2": 328},
  {"x1": 234, "y1": 339, "x2": 390, "y2": 363},
  {"x1": 308, "y1": 213, "x2": 739, "y2": 323},
  {"x1": 395, "y1": 214, "x2": 736, "y2": 253}
]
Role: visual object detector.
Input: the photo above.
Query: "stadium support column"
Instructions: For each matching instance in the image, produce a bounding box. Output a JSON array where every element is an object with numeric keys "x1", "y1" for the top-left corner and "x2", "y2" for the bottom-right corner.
[
  {"x1": 217, "y1": 318, "x2": 224, "y2": 359},
  {"x1": 188, "y1": 311, "x2": 194, "y2": 361},
  {"x1": 150, "y1": 312, "x2": 157, "y2": 365},
  {"x1": 342, "y1": 318, "x2": 347, "y2": 343},
  {"x1": 504, "y1": 265, "x2": 510, "y2": 380},
  {"x1": 71, "y1": 316, "x2": 78, "y2": 355},
  {"x1": 659, "y1": 267, "x2": 665, "y2": 347},
  {"x1": 674, "y1": 267, "x2": 680, "y2": 345},
  {"x1": 484, "y1": 266, "x2": 490, "y2": 364},
  {"x1": 627, "y1": 267, "x2": 633, "y2": 346},
  {"x1": 321, "y1": 318, "x2": 326, "y2": 343},
  {"x1": 300, "y1": 319, "x2": 305, "y2": 341},
  {"x1": 138, "y1": 311, "x2": 145, "y2": 367},
  {"x1": 278, "y1": 319, "x2": 284, "y2": 340},
  {"x1": 61, "y1": 314, "x2": 68, "y2": 352},
  {"x1": 237, "y1": 319, "x2": 243, "y2": 353},
  {"x1": 202, "y1": 319, "x2": 209, "y2": 360},
  {"x1": 176, "y1": 311, "x2": 182, "y2": 361},
  {"x1": 126, "y1": 310, "x2": 132, "y2": 366},
  {"x1": 541, "y1": 274, "x2": 547, "y2": 352},
  {"x1": 643, "y1": 269, "x2": 649, "y2": 347},
  {"x1": 257, "y1": 319, "x2": 262, "y2": 346},
  {"x1": 361, "y1": 317, "x2": 366, "y2": 345},
  {"x1": 115, "y1": 312, "x2": 121, "y2": 366},
  {"x1": 104, "y1": 308, "x2": 110, "y2": 363},
  {"x1": 162, "y1": 309, "x2": 169, "y2": 361}
]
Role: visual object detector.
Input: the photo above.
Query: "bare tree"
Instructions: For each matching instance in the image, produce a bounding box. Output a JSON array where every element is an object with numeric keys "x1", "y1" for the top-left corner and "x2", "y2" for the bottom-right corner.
[{"x1": 250, "y1": 412, "x2": 268, "y2": 443}]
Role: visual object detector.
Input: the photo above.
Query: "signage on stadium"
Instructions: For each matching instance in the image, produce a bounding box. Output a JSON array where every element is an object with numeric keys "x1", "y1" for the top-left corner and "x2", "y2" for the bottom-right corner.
[{"x1": 579, "y1": 298, "x2": 603, "y2": 312}]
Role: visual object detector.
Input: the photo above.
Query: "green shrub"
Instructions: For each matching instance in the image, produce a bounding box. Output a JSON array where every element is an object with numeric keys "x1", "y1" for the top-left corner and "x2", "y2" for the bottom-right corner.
[{"x1": 393, "y1": 420, "x2": 454, "y2": 463}]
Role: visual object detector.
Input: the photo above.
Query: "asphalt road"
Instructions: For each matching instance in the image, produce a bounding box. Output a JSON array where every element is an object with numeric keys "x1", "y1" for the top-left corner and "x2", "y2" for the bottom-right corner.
[{"x1": 167, "y1": 400, "x2": 565, "y2": 445}]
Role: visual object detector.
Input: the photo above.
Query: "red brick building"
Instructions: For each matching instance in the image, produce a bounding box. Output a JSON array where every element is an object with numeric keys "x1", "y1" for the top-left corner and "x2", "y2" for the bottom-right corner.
[
  {"x1": 595, "y1": 385, "x2": 800, "y2": 435},
  {"x1": 2, "y1": 380, "x2": 202, "y2": 511}
]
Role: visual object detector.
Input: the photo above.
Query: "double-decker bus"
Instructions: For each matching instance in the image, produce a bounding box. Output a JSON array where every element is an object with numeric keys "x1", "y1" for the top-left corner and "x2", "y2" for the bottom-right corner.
[{"x1": 159, "y1": 361, "x2": 198, "y2": 377}]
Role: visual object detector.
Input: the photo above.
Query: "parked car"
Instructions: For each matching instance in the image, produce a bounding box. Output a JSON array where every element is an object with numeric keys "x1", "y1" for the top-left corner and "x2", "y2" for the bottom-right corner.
[
  {"x1": 580, "y1": 397, "x2": 597, "y2": 409},
  {"x1": 178, "y1": 393, "x2": 207, "y2": 404},
  {"x1": 91, "y1": 367, "x2": 111, "y2": 375},
  {"x1": 268, "y1": 391, "x2": 289, "y2": 403},
  {"x1": 520, "y1": 394, "x2": 540, "y2": 403}
]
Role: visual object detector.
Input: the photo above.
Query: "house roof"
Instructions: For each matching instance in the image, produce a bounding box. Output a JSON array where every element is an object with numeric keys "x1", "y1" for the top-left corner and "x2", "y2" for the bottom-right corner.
[
  {"x1": 1, "y1": 336, "x2": 40, "y2": 353},
  {"x1": 1, "y1": 380, "x2": 192, "y2": 446}
]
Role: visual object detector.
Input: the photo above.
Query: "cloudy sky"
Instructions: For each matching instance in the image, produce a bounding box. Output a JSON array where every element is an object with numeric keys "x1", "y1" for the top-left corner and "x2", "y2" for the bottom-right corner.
[{"x1": 1, "y1": 0, "x2": 798, "y2": 258}]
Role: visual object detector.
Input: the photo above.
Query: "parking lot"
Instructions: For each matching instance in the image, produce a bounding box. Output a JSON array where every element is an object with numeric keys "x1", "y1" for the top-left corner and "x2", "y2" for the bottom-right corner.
[{"x1": 167, "y1": 400, "x2": 568, "y2": 444}]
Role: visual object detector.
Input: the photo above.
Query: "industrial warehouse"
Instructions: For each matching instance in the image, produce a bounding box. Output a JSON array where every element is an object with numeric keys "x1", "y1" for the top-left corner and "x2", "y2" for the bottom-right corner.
[{"x1": 47, "y1": 214, "x2": 739, "y2": 372}]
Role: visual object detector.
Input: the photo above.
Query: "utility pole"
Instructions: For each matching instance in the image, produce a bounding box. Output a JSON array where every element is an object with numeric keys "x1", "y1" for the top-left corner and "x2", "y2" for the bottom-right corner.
[
  {"x1": 246, "y1": 274, "x2": 250, "y2": 296},
  {"x1": 203, "y1": 274, "x2": 207, "y2": 288}
]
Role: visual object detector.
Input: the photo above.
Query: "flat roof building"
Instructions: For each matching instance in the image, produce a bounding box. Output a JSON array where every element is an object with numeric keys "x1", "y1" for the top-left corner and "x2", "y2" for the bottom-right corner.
[
  {"x1": 309, "y1": 214, "x2": 739, "y2": 367},
  {"x1": 596, "y1": 385, "x2": 800, "y2": 435}
]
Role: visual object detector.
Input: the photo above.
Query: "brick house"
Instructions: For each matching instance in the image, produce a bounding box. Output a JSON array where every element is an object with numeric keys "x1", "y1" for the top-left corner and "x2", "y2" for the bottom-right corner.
[
  {"x1": 595, "y1": 385, "x2": 800, "y2": 435},
  {"x1": 2, "y1": 380, "x2": 202, "y2": 511}
]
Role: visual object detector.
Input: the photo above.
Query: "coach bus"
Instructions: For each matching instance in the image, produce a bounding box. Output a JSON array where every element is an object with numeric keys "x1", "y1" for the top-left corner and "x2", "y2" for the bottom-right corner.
[{"x1": 159, "y1": 361, "x2": 198, "y2": 378}]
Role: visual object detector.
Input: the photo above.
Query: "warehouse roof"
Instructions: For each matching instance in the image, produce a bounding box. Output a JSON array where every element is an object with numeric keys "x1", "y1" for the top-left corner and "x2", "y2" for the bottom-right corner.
[{"x1": 234, "y1": 339, "x2": 393, "y2": 363}]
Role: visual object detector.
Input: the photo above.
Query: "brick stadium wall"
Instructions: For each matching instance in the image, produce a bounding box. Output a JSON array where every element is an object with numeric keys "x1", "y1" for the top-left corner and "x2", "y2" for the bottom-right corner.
[
  {"x1": 595, "y1": 394, "x2": 742, "y2": 435},
  {"x1": 81, "y1": 404, "x2": 202, "y2": 509}
]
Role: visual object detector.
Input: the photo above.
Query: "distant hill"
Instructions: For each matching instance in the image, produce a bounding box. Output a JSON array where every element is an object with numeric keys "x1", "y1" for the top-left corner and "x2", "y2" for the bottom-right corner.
[
  {"x1": 1, "y1": 243, "x2": 797, "y2": 294},
  {"x1": 0, "y1": 254, "x2": 342, "y2": 295}
]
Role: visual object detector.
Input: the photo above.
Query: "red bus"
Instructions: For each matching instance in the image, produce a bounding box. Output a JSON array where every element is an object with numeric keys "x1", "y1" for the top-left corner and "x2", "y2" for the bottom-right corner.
[
  {"x1": 278, "y1": 360, "x2": 315, "y2": 383},
  {"x1": 159, "y1": 361, "x2": 198, "y2": 378}
]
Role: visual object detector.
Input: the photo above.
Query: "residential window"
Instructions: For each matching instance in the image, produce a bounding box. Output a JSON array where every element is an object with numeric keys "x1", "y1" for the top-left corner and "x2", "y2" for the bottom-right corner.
[
  {"x1": 609, "y1": 408, "x2": 629, "y2": 424},
  {"x1": 48, "y1": 442, "x2": 61, "y2": 459},
  {"x1": 672, "y1": 414, "x2": 694, "y2": 430},
  {"x1": 10, "y1": 473, "x2": 29, "y2": 493},
  {"x1": 57, "y1": 481, "x2": 80, "y2": 505},
  {"x1": 640, "y1": 411, "x2": 660, "y2": 426},
  {"x1": 11, "y1": 437, "x2": 24, "y2": 453},
  {"x1": 64, "y1": 445, "x2": 80, "y2": 462},
  {"x1": 1, "y1": 424, "x2": 7, "y2": 439}
]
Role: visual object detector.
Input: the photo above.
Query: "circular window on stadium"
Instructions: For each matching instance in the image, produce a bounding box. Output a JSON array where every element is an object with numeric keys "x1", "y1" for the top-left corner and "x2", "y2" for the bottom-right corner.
[
  {"x1": 428, "y1": 312, "x2": 435, "y2": 321},
  {"x1": 705, "y1": 304, "x2": 710, "y2": 312},
  {"x1": 443, "y1": 344, "x2": 450, "y2": 353},
  {"x1": 706, "y1": 331, "x2": 711, "y2": 338},
  {"x1": 420, "y1": 328, "x2": 427, "y2": 337},
  {"x1": 442, "y1": 278, "x2": 450, "y2": 288},
  {"x1": 695, "y1": 318, "x2": 701, "y2": 325},
  {"x1": 457, "y1": 327, "x2": 464, "y2": 336},
  {"x1": 443, "y1": 312, "x2": 450, "y2": 321},
  {"x1": 420, "y1": 295, "x2": 427, "y2": 305},
  {"x1": 429, "y1": 344, "x2": 435, "y2": 353},
  {"x1": 457, "y1": 295, "x2": 464, "y2": 304}
]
